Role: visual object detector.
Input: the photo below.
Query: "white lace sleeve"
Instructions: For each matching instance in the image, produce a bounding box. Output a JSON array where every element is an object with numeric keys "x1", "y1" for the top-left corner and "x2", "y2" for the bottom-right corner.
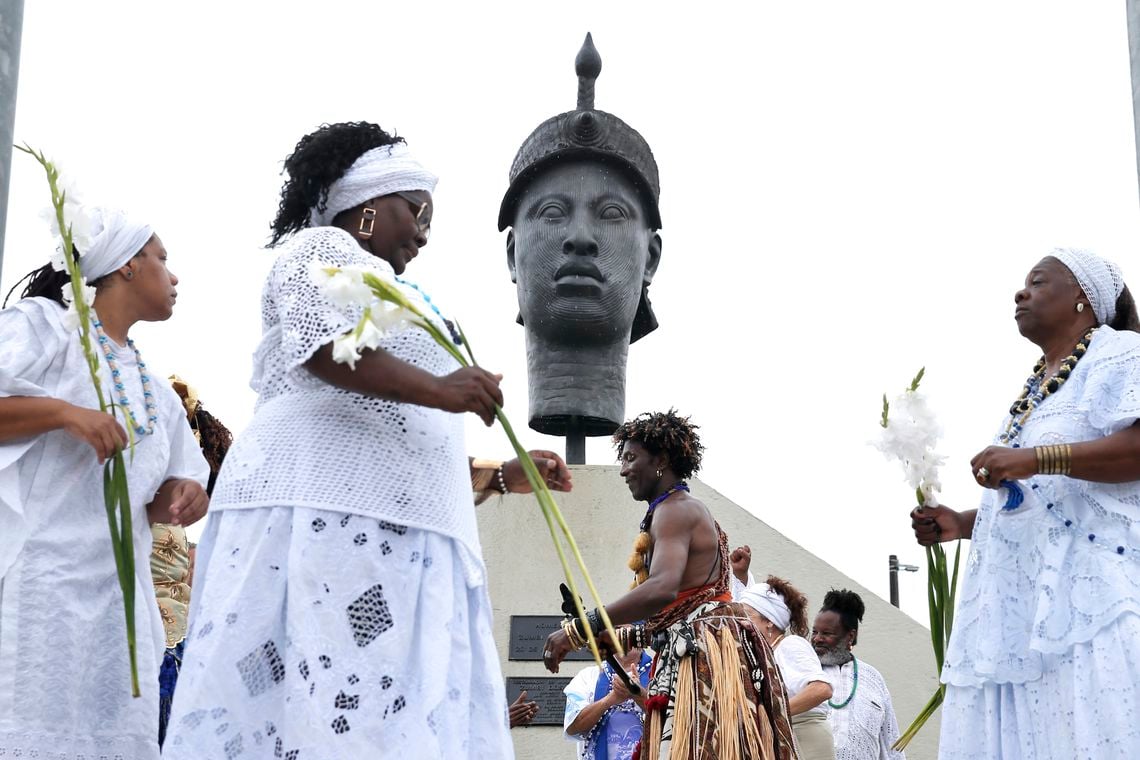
[
  {"x1": 1078, "y1": 328, "x2": 1140, "y2": 436},
  {"x1": 879, "y1": 682, "x2": 905, "y2": 759},
  {"x1": 267, "y1": 228, "x2": 369, "y2": 369}
]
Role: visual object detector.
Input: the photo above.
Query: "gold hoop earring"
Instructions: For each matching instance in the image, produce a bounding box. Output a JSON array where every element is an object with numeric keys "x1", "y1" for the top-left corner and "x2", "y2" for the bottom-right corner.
[{"x1": 358, "y1": 207, "x2": 376, "y2": 239}]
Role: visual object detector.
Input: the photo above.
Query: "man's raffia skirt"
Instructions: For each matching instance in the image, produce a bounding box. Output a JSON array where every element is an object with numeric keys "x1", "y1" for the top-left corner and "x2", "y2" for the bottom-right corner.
[{"x1": 640, "y1": 601, "x2": 799, "y2": 760}]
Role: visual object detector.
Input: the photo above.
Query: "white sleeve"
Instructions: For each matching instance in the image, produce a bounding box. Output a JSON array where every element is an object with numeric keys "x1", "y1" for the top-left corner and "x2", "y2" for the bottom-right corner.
[
  {"x1": 777, "y1": 636, "x2": 828, "y2": 696},
  {"x1": 153, "y1": 380, "x2": 209, "y2": 488},
  {"x1": 729, "y1": 570, "x2": 756, "y2": 600},
  {"x1": 0, "y1": 299, "x2": 69, "y2": 578},
  {"x1": 270, "y1": 229, "x2": 373, "y2": 369},
  {"x1": 563, "y1": 665, "x2": 598, "y2": 739}
]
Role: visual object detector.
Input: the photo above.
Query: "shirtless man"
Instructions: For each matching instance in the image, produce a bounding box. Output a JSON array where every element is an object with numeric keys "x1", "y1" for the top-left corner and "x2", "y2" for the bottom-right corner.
[{"x1": 544, "y1": 410, "x2": 798, "y2": 760}]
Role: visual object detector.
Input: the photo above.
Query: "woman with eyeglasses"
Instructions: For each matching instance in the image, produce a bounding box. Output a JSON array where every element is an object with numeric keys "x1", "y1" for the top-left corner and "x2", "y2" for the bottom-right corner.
[{"x1": 164, "y1": 122, "x2": 570, "y2": 758}]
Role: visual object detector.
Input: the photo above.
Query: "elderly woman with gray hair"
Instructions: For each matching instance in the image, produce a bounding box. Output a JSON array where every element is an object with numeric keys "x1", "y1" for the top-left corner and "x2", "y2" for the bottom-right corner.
[
  {"x1": 0, "y1": 208, "x2": 209, "y2": 759},
  {"x1": 732, "y1": 550, "x2": 835, "y2": 760},
  {"x1": 912, "y1": 248, "x2": 1140, "y2": 758}
]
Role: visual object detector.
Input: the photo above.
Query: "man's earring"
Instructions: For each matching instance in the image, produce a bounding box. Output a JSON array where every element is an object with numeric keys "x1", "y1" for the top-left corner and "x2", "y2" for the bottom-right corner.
[
  {"x1": 655, "y1": 469, "x2": 662, "y2": 478},
  {"x1": 359, "y1": 207, "x2": 376, "y2": 239}
]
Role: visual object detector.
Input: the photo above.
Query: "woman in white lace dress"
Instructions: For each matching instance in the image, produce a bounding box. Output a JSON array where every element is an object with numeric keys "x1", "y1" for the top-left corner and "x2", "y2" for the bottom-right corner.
[
  {"x1": 912, "y1": 249, "x2": 1140, "y2": 758},
  {"x1": 0, "y1": 209, "x2": 210, "y2": 759},
  {"x1": 165, "y1": 122, "x2": 570, "y2": 759}
]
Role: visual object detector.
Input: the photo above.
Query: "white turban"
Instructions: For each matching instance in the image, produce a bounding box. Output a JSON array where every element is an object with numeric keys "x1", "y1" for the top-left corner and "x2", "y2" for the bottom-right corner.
[
  {"x1": 1050, "y1": 247, "x2": 1125, "y2": 325},
  {"x1": 309, "y1": 143, "x2": 438, "y2": 227},
  {"x1": 739, "y1": 582, "x2": 791, "y2": 632},
  {"x1": 78, "y1": 207, "x2": 154, "y2": 282}
]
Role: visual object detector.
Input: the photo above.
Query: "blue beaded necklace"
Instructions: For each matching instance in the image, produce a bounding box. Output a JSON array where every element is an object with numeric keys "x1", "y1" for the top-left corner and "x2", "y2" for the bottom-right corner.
[
  {"x1": 394, "y1": 276, "x2": 462, "y2": 345},
  {"x1": 92, "y1": 316, "x2": 158, "y2": 436},
  {"x1": 639, "y1": 481, "x2": 690, "y2": 532}
]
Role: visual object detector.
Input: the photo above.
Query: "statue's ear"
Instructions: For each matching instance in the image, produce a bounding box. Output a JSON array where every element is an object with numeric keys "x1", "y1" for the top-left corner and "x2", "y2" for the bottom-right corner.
[
  {"x1": 643, "y1": 232, "x2": 662, "y2": 286},
  {"x1": 506, "y1": 229, "x2": 518, "y2": 284}
]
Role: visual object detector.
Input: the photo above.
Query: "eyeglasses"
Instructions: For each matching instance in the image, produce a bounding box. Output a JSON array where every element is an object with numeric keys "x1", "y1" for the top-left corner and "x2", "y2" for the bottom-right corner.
[{"x1": 394, "y1": 191, "x2": 431, "y2": 241}]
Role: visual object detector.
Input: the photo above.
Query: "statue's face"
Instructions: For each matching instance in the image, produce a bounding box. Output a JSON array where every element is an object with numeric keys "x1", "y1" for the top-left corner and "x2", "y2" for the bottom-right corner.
[{"x1": 508, "y1": 160, "x2": 660, "y2": 344}]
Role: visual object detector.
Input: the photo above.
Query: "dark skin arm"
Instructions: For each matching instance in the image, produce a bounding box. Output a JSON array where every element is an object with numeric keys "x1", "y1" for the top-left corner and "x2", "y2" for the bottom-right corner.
[
  {"x1": 971, "y1": 422, "x2": 1140, "y2": 486},
  {"x1": 0, "y1": 396, "x2": 128, "y2": 463},
  {"x1": 543, "y1": 495, "x2": 718, "y2": 672},
  {"x1": 147, "y1": 478, "x2": 209, "y2": 527},
  {"x1": 305, "y1": 342, "x2": 503, "y2": 425}
]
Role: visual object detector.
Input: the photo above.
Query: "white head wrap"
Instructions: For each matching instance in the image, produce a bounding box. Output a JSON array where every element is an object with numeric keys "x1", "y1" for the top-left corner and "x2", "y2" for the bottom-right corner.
[
  {"x1": 78, "y1": 207, "x2": 154, "y2": 281},
  {"x1": 309, "y1": 143, "x2": 438, "y2": 227},
  {"x1": 1049, "y1": 247, "x2": 1125, "y2": 325},
  {"x1": 739, "y1": 582, "x2": 791, "y2": 632}
]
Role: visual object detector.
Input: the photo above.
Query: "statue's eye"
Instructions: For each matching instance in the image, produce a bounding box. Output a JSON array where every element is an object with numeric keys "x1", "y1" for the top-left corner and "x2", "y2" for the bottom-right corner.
[
  {"x1": 538, "y1": 203, "x2": 567, "y2": 220},
  {"x1": 599, "y1": 204, "x2": 627, "y2": 221}
]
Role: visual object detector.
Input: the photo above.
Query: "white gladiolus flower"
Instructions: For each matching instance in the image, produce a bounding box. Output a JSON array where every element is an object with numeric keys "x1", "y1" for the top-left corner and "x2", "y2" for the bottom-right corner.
[
  {"x1": 355, "y1": 317, "x2": 386, "y2": 351},
  {"x1": 368, "y1": 301, "x2": 410, "y2": 335},
  {"x1": 60, "y1": 301, "x2": 81, "y2": 331},
  {"x1": 331, "y1": 331, "x2": 363, "y2": 369},
  {"x1": 873, "y1": 387, "x2": 945, "y2": 507},
  {"x1": 322, "y1": 267, "x2": 374, "y2": 309}
]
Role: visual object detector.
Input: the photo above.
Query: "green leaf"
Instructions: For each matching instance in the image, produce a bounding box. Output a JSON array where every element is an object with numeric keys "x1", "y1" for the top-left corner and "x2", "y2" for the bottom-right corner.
[{"x1": 880, "y1": 394, "x2": 890, "y2": 428}]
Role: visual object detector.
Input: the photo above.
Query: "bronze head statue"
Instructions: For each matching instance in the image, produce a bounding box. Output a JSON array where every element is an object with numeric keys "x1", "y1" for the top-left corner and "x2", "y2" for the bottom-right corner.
[{"x1": 500, "y1": 33, "x2": 663, "y2": 445}]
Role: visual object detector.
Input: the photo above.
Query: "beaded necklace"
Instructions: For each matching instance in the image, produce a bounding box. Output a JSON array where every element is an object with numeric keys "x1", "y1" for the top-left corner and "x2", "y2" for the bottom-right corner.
[
  {"x1": 827, "y1": 656, "x2": 859, "y2": 709},
  {"x1": 93, "y1": 316, "x2": 158, "y2": 436},
  {"x1": 1000, "y1": 327, "x2": 1097, "y2": 447},
  {"x1": 628, "y1": 481, "x2": 690, "y2": 588},
  {"x1": 394, "y1": 276, "x2": 462, "y2": 345}
]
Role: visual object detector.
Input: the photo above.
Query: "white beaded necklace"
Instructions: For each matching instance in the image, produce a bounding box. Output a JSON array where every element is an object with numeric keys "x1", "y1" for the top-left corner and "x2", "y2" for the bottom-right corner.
[{"x1": 92, "y1": 315, "x2": 158, "y2": 436}]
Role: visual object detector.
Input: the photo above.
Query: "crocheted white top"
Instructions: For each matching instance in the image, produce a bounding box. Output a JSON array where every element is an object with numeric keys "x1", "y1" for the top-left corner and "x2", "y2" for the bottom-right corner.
[
  {"x1": 944, "y1": 326, "x2": 1140, "y2": 686},
  {"x1": 210, "y1": 227, "x2": 485, "y2": 585}
]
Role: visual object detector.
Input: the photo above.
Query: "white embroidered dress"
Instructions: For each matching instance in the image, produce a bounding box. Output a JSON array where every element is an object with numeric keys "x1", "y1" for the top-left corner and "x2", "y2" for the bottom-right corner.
[
  {"x1": 0, "y1": 297, "x2": 209, "y2": 760},
  {"x1": 165, "y1": 227, "x2": 512, "y2": 759},
  {"x1": 939, "y1": 326, "x2": 1140, "y2": 758},
  {"x1": 820, "y1": 659, "x2": 904, "y2": 760}
]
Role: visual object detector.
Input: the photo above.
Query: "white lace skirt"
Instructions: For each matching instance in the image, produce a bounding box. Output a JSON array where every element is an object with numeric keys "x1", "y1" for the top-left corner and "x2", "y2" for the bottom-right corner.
[
  {"x1": 163, "y1": 506, "x2": 513, "y2": 759},
  {"x1": 939, "y1": 611, "x2": 1140, "y2": 758}
]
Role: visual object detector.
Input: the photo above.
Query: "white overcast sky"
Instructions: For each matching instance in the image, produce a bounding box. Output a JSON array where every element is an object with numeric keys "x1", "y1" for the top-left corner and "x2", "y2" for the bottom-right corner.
[{"x1": 2, "y1": 2, "x2": 1138, "y2": 623}]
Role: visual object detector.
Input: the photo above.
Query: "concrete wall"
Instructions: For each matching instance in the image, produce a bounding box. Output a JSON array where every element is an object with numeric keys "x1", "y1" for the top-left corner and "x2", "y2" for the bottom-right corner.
[{"x1": 477, "y1": 465, "x2": 940, "y2": 759}]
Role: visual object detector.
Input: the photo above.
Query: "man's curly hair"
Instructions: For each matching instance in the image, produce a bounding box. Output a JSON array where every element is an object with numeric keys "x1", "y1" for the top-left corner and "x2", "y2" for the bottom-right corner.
[{"x1": 612, "y1": 409, "x2": 704, "y2": 479}]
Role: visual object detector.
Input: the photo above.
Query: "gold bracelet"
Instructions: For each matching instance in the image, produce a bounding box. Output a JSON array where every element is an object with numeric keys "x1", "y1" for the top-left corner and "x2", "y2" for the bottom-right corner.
[{"x1": 561, "y1": 619, "x2": 587, "y2": 650}]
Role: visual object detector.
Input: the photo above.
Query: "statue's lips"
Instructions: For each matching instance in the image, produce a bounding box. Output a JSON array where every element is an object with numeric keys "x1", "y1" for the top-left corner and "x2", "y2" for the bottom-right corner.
[
  {"x1": 554, "y1": 263, "x2": 606, "y2": 283},
  {"x1": 554, "y1": 261, "x2": 605, "y2": 296}
]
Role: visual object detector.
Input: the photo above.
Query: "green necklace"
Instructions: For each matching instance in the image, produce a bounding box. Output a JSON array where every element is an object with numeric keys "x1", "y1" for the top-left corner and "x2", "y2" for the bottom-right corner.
[{"x1": 827, "y1": 657, "x2": 858, "y2": 709}]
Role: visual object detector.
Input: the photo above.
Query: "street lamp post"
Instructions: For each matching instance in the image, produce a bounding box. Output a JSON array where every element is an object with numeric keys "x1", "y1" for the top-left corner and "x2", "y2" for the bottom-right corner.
[{"x1": 888, "y1": 554, "x2": 919, "y2": 608}]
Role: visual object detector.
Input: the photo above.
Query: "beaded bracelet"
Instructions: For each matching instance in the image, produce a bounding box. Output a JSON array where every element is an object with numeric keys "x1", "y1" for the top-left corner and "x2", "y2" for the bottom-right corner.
[{"x1": 496, "y1": 464, "x2": 509, "y2": 495}]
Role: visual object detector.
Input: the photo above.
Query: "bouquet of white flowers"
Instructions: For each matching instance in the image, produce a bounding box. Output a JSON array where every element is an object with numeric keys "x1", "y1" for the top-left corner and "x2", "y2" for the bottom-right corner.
[{"x1": 873, "y1": 369, "x2": 959, "y2": 750}]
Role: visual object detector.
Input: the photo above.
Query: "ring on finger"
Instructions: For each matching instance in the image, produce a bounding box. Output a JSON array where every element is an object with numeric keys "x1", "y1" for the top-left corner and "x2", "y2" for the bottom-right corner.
[{"x1": 975, "y1": 467, "x2": 990, "y2": 481}]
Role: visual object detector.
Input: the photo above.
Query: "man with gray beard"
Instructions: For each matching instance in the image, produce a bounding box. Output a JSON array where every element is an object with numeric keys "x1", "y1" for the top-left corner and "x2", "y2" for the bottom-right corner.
[{"x1": 811, "y1": 590, "x2": 905, "y2": 760}]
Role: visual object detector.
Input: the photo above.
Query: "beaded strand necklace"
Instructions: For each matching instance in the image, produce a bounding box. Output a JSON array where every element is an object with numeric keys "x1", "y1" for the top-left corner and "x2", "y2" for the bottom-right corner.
[
  {"x1": 394, "y1": 276, "x2": 463, "y2": 345},
  {"x1": 628, "y1": 481, "x2": 690, "y2": 587},
  {"x1": 827, "y1": 657, "x2": 859, "y2": 709},
  {"x1": 1000, "y1": 327, "x2": 1097, "y2": 447},
  {"x1": 92, "y1": 316, "x2": 158, "y2": 437}
]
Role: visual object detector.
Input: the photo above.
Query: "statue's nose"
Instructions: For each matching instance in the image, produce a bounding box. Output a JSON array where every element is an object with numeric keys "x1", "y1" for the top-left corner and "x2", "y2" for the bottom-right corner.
[{"x1": 562, "y1": 222, "x2": 599, "y2": 257}]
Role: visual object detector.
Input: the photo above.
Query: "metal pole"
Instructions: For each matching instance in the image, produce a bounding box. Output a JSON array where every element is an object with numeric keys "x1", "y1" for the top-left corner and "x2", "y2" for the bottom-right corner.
[
  {"x1": 1128, "y1": 0, "x2": 1140, "y2": 203},
  {"x1": 0, "y1": 0, "x2": 24, "y2": 284},
  {"x1": 889, "y1": 554, "x2": 900, "y2": 608}
]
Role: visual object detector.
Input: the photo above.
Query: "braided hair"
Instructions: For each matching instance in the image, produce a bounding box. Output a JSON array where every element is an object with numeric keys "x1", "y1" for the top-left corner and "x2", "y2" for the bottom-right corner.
[
  {"x1": 820, "y1": 588, "x2": 865, "y2": 640},
  {"x1": 268, "y1": 122, "x2": 405, "y2": 247},
  {"x1": 1110, "y1": 286, "x2": 1140, "y2": 333},
  {"x1": 612, "y1": 409, "x2": 704, "y2": 480}
]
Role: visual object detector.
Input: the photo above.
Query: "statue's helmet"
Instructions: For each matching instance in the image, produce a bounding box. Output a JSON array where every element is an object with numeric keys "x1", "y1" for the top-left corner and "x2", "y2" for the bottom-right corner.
[{"x1": 498, "y1": 33, "x2": 662, "y2": 342}]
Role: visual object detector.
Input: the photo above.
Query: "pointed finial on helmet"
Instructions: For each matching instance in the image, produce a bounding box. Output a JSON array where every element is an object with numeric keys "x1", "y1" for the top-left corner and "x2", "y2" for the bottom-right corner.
[{"x1": 576, "y1": 33, "x2": 602, "y2": 110}]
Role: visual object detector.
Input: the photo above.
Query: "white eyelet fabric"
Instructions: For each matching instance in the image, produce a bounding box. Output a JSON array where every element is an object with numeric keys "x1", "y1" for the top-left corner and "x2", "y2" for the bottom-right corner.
[
  {"x1": 942, "y1": 326, "x2": 1140, "y2": 756},
  {"x1": 210, "y1": 226, "x2": 485, "y2": 587}
]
